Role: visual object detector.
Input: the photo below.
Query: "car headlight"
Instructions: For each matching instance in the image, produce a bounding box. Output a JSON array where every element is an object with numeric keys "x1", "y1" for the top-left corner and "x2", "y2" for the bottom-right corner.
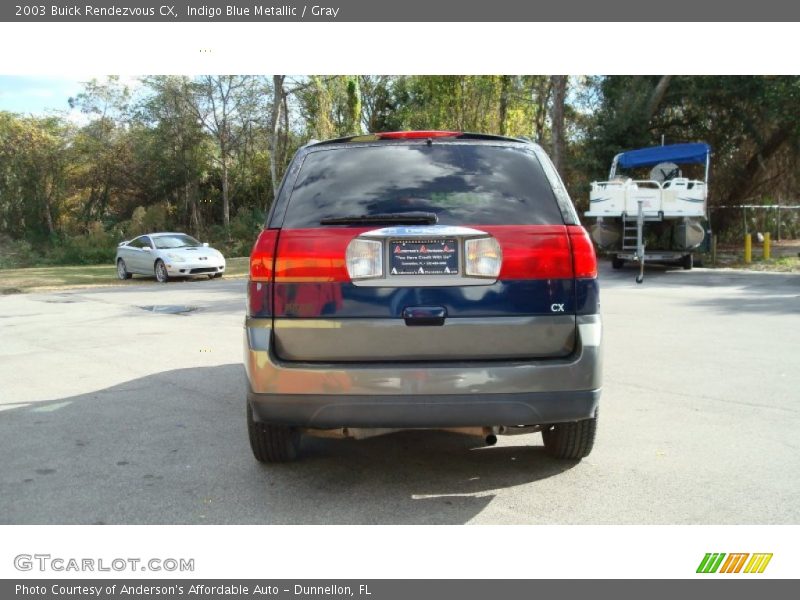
[{"x1": 167, "y1": 253, "x2": 186, "y2": 263}]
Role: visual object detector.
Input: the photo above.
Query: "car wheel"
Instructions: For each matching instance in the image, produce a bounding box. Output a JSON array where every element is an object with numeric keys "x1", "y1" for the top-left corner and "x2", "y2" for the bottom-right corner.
[
  {"x1": 154, "y1": 259, "x2": 169, "y2": 283},
  {"x1": 682, "y1": 254, "x2": 693, "y2": 270},
  {"x1": 247, "y1": 402, "x2": 300, "y2": 463},
  {"x1": 611, "y1": 255, "x2": 624, "y2": 269},
  {"x1": 542, "y1": 410, "x2": 598, "y2": 459},
  {"x1": 213, "y1": 272, "x2": 223, "y2": 279},
  {"x1": 116, "y1": 259, "x2": 132, "y2": 280},
  {"x1": 207, "y1": 274, "x2": 215, "y2": 280}
]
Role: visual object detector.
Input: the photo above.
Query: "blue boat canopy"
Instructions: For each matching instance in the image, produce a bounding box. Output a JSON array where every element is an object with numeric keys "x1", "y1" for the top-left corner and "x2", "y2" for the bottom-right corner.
[{"x1": 617, "y1": 143, "x2": 711, "y2": 169}]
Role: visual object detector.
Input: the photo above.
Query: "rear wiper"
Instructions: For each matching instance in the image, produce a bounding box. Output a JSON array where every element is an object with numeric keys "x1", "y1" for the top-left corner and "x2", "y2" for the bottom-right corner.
[{"x1": 320, "y1": 212, "x2": 438, "y2": 226}]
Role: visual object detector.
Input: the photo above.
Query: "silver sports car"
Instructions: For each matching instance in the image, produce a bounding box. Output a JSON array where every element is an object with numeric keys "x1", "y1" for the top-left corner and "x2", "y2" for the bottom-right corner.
[{"x1": 115, "y1": 232, "x2": 226, "y2": 282}]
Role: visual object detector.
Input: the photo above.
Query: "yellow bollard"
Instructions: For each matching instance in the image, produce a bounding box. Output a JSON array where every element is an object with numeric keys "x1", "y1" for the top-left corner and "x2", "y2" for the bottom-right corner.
[
  {"x1": 744, "y1": 233, "x2": 752, "y2": 264},
  {"x1": 764, "y1": 232, "x2": 771, "y2": 260},
  {"x1": 711, "y1": 235, "x2": 717, "y2": 265}
]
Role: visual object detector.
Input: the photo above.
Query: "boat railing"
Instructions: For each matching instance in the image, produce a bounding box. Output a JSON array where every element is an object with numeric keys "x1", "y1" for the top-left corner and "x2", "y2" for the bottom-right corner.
[{"x1": 592, "y1": 178, "x2": 705, "y2": 191}]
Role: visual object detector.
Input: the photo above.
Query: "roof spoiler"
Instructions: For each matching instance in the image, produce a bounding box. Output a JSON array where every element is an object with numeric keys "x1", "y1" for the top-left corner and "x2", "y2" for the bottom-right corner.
[{"x1": 306, "y1": 131, "x2": 530, "y2": 147}]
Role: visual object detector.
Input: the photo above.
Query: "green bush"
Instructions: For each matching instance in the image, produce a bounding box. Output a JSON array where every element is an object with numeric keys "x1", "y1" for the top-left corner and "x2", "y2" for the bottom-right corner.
[
  {"x1": 0, "y1": 204, "x2": 264, "y2": 269},
  {"x1": 204, "y1": 207, "x2": 265, "y2": 257},
  {"x1": 46, "y1": 222, "x2": 116, "y2": 265},
  {"x1": 0, "y1": 235, "x2": 42, "y2": 269}
]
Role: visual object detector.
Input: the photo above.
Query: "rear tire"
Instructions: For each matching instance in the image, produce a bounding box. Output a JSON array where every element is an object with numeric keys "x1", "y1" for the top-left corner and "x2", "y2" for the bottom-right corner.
[
  {"x1": 542, "y1": 410, "x2": 598, "y2": 459},
  {"x1": 611, "y1": 255, "x2": 624, "y2": 269},
  {"x1": 247, "y1": 402, "x2": 300, "y2": 463},
  {"x1": 682, "y1": 254, "x2": 693, "y2": 270}
]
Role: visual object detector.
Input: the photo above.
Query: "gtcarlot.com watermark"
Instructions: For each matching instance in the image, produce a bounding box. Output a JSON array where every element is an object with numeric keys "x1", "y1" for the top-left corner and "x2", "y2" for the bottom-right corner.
[{"x1": 14, "y1": 554, "x2": 195, "y2": 573}]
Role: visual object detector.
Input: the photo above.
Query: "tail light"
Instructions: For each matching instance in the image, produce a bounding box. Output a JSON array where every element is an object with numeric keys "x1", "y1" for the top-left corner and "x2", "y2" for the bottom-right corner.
[
  {"x1": 250, "y1": 230, "x2": 279, "y2": 282},
  {"x1": 481, "y1": 226, "x2": 573, "y2": 279},
  {"x1": 567, "y1": 225, "x2": 598, "y2": 278},
  {"x1": 346, "y1": 238, "x2": 383, "y2": 280},
  {"x1": 248, "y1": 229, "x2": 279, "y2": 316},
  {"x1": 273, "y1": 229, "x2": 360, "y2": 282},
  {"x1": 465, "y1": 237, "x2": 502, "y2": 278}
]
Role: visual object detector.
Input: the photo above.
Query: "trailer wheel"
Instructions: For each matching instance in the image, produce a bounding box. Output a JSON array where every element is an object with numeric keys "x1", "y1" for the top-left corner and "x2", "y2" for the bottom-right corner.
[
  {"x1": 682, "y1": 254, "x2": 693, "y2": 270},
  {"x1": 611, "y1": 255, "x2": 624, "y2": 269}
]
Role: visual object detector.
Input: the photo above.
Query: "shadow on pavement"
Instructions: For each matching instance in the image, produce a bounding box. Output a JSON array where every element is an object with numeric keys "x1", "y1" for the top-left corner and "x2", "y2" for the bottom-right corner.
[{"x1": 0, "y1": 364, "x2": 578, "y2": 525}]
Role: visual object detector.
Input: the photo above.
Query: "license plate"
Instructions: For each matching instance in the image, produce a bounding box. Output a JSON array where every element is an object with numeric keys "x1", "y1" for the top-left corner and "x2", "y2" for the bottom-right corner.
[{"x1": 389, "y1": 239, "x2": 459, "y2": 276}]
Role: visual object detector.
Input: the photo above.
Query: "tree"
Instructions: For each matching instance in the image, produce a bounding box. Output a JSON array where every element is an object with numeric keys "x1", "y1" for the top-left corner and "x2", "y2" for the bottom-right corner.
[
  {"x1": 268, "y1": 75, "x2": 286, "y2": 200},
  {"x1": 187, "y1": 75, "x2": 263, "y2": 232},
  {"x1": 359, "y1": 76, "x2": 393, "y2": 132},
  {"x1": 581, "y1": 76, "x2": 800, "y2": 205},
  {"x1": 0, "y1": 113, "x2": 71, "y2": 238},
  {"x1": 68, "y1": 76, "x2": 134, "y2": 224},
  {"x1": 139, "y1": 76, "x2": 210, "y2": 234},
  {"x1": 345, "y1": 76, "x2": 362, "y2": 135},
  {"x1": 550, "y1": 75, "x2": 568, "y2": 173}
]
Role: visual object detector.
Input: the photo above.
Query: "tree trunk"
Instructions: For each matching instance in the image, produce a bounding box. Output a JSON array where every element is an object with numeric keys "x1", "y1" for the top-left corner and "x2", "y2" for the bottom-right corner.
[
  {"x1": 645, "y1": 75, "x2": 673, "y2": 122},
  {"x1": 550, "y1": 75, "x2": 568, "y2": 174},
  {"x1": 281, "y1": 90, "x2": 290, "y2": 170},
  {"x1": 499, "y1": 76, "x2": 511, "y2": 136},
  {"x1": 221, "y1": 156, "x2": 230, "y2": 234},
  {"x1": 41, "y1": 194, "x2": 55, "y2": 236},
  {"x1": 346, "y1": 76, "x2": 363, "y2": 135},
  {"x1": 533, "y1": 77, "x2": 552, "y2": 144},
  {"x1": 189, "y1": 181, "x2": 200, "y2": 234},
  {"x1": 269, "y1": 75, "x2": 285, "y2": 206},
  {"x1": 43, "y1": 178, "x2": 56, "y2": 236},
  {"x1": 724, "y1": 127, "x2": 791, "y2": 205}
]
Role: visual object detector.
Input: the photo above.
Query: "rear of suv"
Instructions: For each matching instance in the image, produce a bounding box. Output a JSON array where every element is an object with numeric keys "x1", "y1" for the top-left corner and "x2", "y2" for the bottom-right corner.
[{"x1": 244, "y1": 131, "x2": 601, "y2": 462}]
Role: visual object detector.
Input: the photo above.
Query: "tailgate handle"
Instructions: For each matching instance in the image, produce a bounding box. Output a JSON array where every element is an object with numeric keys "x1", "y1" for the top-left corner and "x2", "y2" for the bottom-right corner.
[{"x1": 402, "y1": 306, "x2": 447, "y2": 326}]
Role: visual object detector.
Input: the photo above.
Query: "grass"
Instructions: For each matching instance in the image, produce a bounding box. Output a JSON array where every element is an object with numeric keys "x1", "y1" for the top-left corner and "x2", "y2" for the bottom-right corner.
[
  {"x1": 714, "y1": 255, "x2": 800, "y2": 273},
  {"x1": 3, "y1": 249, "x2": 798, "y2": 295},
  {"x1": 0, "y1": 257, "x2": 250, "y2": 294},
  {"x1": 711, "y1": 240, "x2": 800, "y2": 273}
]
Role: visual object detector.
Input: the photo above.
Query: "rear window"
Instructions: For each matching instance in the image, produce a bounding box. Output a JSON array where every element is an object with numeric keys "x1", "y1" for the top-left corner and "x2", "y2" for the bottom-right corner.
[{"x1": 281, "y1": 143, "x2": 564, "y2": 228}]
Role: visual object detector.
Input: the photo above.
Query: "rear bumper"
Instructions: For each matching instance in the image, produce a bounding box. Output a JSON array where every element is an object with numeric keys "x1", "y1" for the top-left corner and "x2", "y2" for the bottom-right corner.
[
  {"x1": 244, "y1": 314, "x2": 602, "y2": 428},
  {"x1": 248, "y1": 388, "x2": 600, "y2": 428}
]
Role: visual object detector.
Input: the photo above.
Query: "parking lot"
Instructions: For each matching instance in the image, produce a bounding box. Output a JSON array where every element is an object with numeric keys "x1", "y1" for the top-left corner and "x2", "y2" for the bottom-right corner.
[{"x1": 1, "y1": 264, "x2": 798, "y2": 524}]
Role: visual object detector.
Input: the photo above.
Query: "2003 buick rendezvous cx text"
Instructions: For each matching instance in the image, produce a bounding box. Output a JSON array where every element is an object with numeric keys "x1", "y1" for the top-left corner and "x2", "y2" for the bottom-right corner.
[{"x1": 243, "y1": 131, "x2": 602, "y2": 462}]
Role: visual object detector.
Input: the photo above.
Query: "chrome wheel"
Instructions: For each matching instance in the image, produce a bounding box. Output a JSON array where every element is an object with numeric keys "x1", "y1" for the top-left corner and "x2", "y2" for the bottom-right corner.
[
  {"x1": 155, "y1": 260, "x2": 169, "y2": 283},
  {"x1": 117, "y1": 259, "x2": 131, "y2": 280}
]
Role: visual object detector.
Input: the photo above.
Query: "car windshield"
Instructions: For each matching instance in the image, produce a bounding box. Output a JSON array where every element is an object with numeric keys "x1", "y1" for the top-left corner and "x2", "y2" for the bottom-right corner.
[{"x1": 153, "y1": 234, "x2": 202, "y2": 249}]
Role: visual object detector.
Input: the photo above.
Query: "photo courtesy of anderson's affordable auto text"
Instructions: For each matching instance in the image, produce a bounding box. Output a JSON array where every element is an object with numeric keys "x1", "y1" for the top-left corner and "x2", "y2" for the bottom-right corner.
[
  {"x1": 15, "y1": 583, "x2": 375, "y2": 596},
  {"x1": 1, "y1": 0, "x2": 799, "y2": 594}
]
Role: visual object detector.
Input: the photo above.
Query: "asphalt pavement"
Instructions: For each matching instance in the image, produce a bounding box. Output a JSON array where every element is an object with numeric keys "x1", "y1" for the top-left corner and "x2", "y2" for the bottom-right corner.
[{"x1": 1, "y1": 263, "x2": 798, "y2": 524}]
